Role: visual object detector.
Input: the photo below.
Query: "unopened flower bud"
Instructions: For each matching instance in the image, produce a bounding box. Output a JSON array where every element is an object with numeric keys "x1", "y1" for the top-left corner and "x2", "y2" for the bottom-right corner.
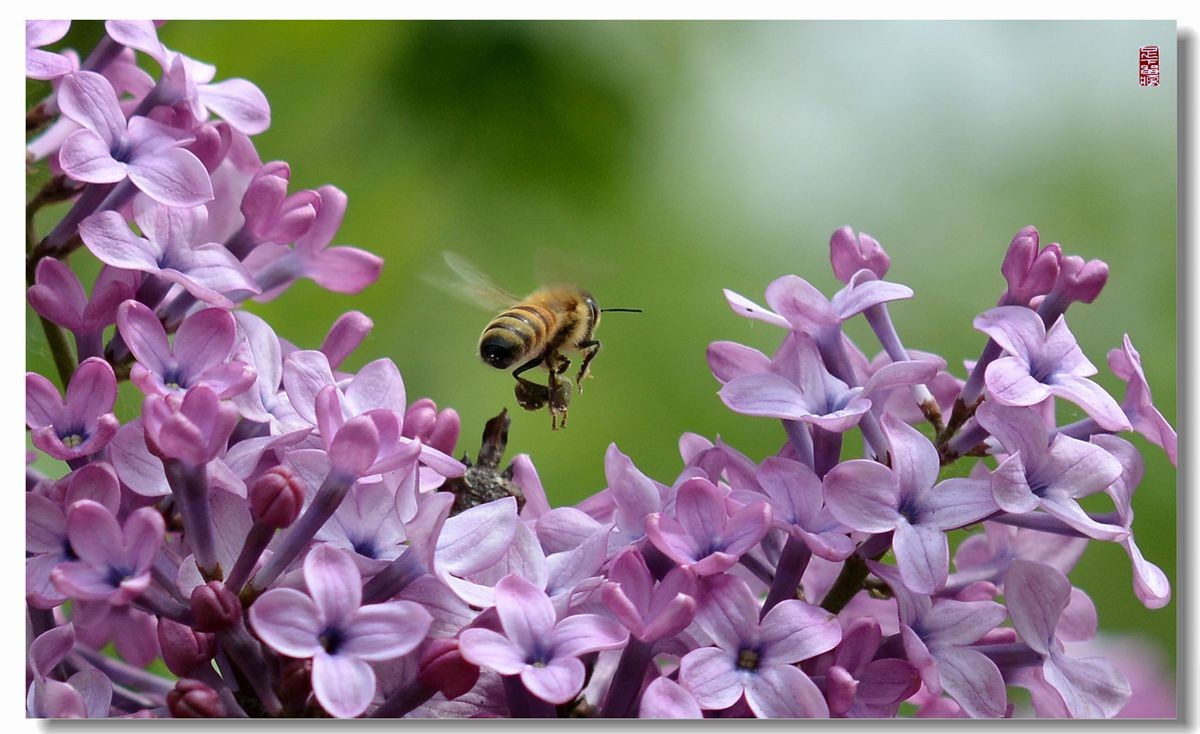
[
  {"x1": 157, "y1": 617, "x2": 215, "y2": 677},
  {"x1": 249, "y1": 466, "x2": 304, "y2": 529},
  {"x1": 419, "y1": 638, "x2": 479, "y2": 700},
  {"x1": 427, "y1": 408, "x2": 461, "y2": 456},
  {"x1": 830, "y1": 226, "x2": 890, "y2": 283},
  {"x1": 320, "y1": 311, "x2": 373, "y2": 369},
  {"x1": 168, "y1": 679, "x2": 222, "y2": 718},
  {"x1": 1054, "y1": 255, "x2": 1109, "y2": 305},
  {"x1": 190, "y1": 581, "x2": 242, "y2": 632},
  {"x1": 1000, "y1": 226, "x2": 1060, "y2": 305},
  {"x1": 403, "y1": 399, "x2": 438, "y2": 440}
]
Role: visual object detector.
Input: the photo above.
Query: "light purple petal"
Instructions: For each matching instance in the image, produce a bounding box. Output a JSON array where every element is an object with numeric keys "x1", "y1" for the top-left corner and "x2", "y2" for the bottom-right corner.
[
  {"x1": 521, "y1": 656, "x2": 585, "y2": 705},
  {"x1": 122, "y1": 507, "x2": 164, "y2": 573},
  {"x1": 64, "y1": 500, "x2": 123, "y2": 568},
  {"x1": 1004, "y1": 559, "x2": 1068, "y2": 654},
  {"x1": 1048, "y1": 375, "x2": 1132, "y2": 432},
  {"x1": 932, "y1": 646, "x2": 1008, "y2": 718},
  {"x1": 312, "y1": 651, "x2": 376, "y2": 718},
  {"x1": 921, "y1": 599, "x2": 1008, "y2": 647},
  {"x1": 25, "y1": 372, "x2": 62, "y2": 428},
  {"x1": 758, "y1": 599, "x2": 841, "y2": 665},
  {"x1": 918, "y1": 477, "x2": 996, "y2": 531},
  {"x1": 1039, "y1": 494, "x2": 1128, "y2": 541},
  {"x1": 79, "y1": 211, "x2": 161, "y2": 270},
  {"x1": 723, "y1": 288, "x2": 789, "y2": 328},
  {"x1": 679, "y1": 646, "x2": 741, "y2": 710},
  {"x1": 343, "y1": 358, "x2": 406, "y2": 416},
  {"x1": 973, "y1": 305, "x2": 1041, "y2": 363},
  {"x1": 764, "y1": 274, "x2": 839, "y2": 327},
  {"x1": 829, "y1": 277, "x2": 913, "y2": 321},
  {"x1": 823, "y1": 460, "x2": 901, "y2": 533},
  {"x1": 58, "y1": 129, "x2": 125, "y2": 183},
  {"x1": 458, "y1": 628, "x2": 527, "y2": 675},
  {"x1": 1043, "y1": 651, "x2": 1131, "y2": 719},
  {"x1": 199, "y1": 78, "x2": 271, "y2": 135},
  {"x1": 606, "y1": 443, "x2": 660, "y2": 540},
  {"x1": 127, "y1": 147, "x2": 213, "y2": 207},
  {"x1": 436, "y1": 496, "x2": 518, "y2": 576},
  {"x1": 247, "y1": 587, "x2": 323, "y2": 658},
  {"x1": 117, "y1": 301, "x2": 171, "y2": 375},
  {"x1": 707, "y1": 340, "x2": 770, "y2": 384},
  {"x1": 893, "y1": 519, "x2": 948, "y2": 595},
  {"x1": 985, "y1": 357, "x2": 1051, "y2": 406},
  {"x1": 882, "y1": 414, "x2": 938, "y2": 497},
  {"x1": 719, "y1": 372, "x2": 811, "y2": 419},
  {"x1": 63, "y1": 357, "x2": 116, "y2": 424},
  {"x1": 304, "y1": 544, "x2": 362, "y2": 626},
  {"x1": 340, "y1": 601, "x2": 431, "y2": 661},
  {"x1": 744, "y1": 664, "x2": 829, "y2": 718},
  {"x1": 694, "y1": 573, "x2": 759, "y2": 651},
  {"x1": 308, "y1": 247, "x2": 383, "y2": 293},
  {"x1": 639, "y1": 677, "x2": 702, "y2": 718},
  {"x1": 494, "y1": 574, "x2": 556, "y2": 656},
  {"x1": 551, "y1": 614, "x2": 627, "y2": 658},
  {"x1": 282, "y1": 350, "x2": 336, "y2": 425},
  {"x1": 719, "y1": 501, "x2": 773, "y2": 557},
  {"x1": 28, "y1": 257, "x2": 86, "y2": 330},
  {"x1": 1122, "y1": 536, "x2": 1171, "y2": 609},
  {"x1": 56, "y1": 71, "x2": 124, "y2": 144}
]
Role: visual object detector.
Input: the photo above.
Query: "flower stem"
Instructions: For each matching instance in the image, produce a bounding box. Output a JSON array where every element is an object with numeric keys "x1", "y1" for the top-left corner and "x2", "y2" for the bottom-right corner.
[
  {"x1": 245, "y1": 469, "x2": 357, "y2": 595},
  {"x1": 820, "y1": 532, "x2": 891, "y2": 614},
  {"x1": 762, "y1": 534, "x2": 812, "y2": 617},
  {"x1": 501, "y1": 675, "x2": 556, "y2": 718},
  {"x1": 225, "y1": 522, "x2": 275, "y2": 594},
  {"x1": 361, "y1": 546, "x2": 426, "y2": 605},
  {"x1": 163, "y1": 459, "x2": 221, "y2": 581},
  {"x1": 38, "y1": 315, "x2": 77, "y2": 387},
  {"x1": 598, "y1": 637, "x2": 654, "y2": 718}
]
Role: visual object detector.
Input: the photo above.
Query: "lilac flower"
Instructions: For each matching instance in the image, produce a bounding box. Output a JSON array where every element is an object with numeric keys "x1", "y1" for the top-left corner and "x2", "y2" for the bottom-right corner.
[
  {"x1": 974, "y1": 306, "x2": 1130, "y2": 431},
  {"x1": 249, "y1": 544, "x2": 432, "y2": 718},
  {"x1": 143, "y1": 49, "x2": 272, "y2": 136},
  {"x1": 26, "y1": 463, "x2": 122, "y2": 608},
  {"x1": 717, "y1": 331, "x2": 937, "y2": 431},
  {"x1": 56, "y1": 71, "x2": 213, "y2": 207},
  {"x1": 949, "y1": 520, "x2": 1087, "y2": 593},
  {"x1": 458, "y1": 574, "x2": 626, "y2": 705},
  {"x1": 807, "y1": 617, "x2": 920, "y2": 718},
  {"x1": 232, "y1": 161, "x2": 320, "y2": 254},
  {"x1": 142, "y1": 386, "x2": 240, "y2": 466},
  {"x1": 1107, "y1": 335, "x2": 1176, "y2": 464},
  {"x1": 1004, "y1": 560, "x2": 1131, "y2": 717},
  {"x1": 731, "y1": 456, "x2": 855, "y2": 561},
  {"x1": 79, "y1": 198, "x2": 259, "y2": 309},
  {"x1": 723, "y1": 270, "x2": 912, "y2": 333},
  {"x1": 71, "y1": 599, "x2": 162, "y2": 668},
  {"x1": 26, "y1": 357, "x2": 120, "y2": 461},
  {"x1": 50, "y1": 501, "x2": 164, "y2": 605},
  {"x1": 868, "y1": 561, "x2": 1008, "y2": 718},
  {"x1": 829, "y1": 225, "x2": 890, "y2": 282},
  {"x1": 644, "y1": 477, "x2": 772, "y2": 576},
  {"x1": 1089, "y1": 435, "x2": 1171, "y2": 609},
  {"x1": 999, "y1": 226, "x2": 1061, "y2": 306},
  {"x1": 602, "y1": 548, "x2": 697, "y2": 643},
  {"x1": 27, "y1": 624, "x2": 112, "y2": 718},
  {"x1": 824, "y1": 415, "x2": 997, "y2": 593},
  {"x1": 244, "y1": 185, "x2": 382, "y2": 297},
  {"x1": 118, "y1": 301, "x2": 255, "y2": 399},
  {"x1": 27, "y1": 259, "x2": 138, "y2": 359},
  {"x1": 678, "y1": 573, "x2": 840, "y2": 717},
  {"x1": 975, "y1": 402, "x2": 1126, "y2": 540},
  {"x1": 639, "y1": 677, "x2": 703, "y2": 718},
  {"x1": 26, "y1": 21, "x2": 75, "y2": 80}
]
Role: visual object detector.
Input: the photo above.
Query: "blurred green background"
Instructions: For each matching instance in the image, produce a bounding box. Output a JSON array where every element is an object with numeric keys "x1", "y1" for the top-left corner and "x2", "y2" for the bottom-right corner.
[{"x1": 28, "y1": 21, "x2": 1176, "y2": 683}]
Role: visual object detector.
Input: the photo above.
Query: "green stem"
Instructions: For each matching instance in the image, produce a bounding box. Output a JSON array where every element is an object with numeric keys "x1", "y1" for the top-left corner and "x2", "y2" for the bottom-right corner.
[{"x1": 39, "y1": 315, "x2": 77, "y2": 387}]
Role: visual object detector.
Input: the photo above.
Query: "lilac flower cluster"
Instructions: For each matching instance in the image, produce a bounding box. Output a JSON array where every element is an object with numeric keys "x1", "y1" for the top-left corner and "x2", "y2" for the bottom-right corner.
[{"x1": 26, "y1": 22, "x2": 1175, "y2": 719}]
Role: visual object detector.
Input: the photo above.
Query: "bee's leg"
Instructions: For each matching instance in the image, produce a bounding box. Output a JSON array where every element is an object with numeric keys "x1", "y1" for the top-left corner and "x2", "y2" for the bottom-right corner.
[
  {"x1": 575, "y1": 340, "x2": 600, "y2": 392},
  {"x1": 512, "y1": 355, "x2": 549, "y2": 411},
  {"x1": 553, "y1": 353, "x2": 570, "y2": 375},
  {"x1": 543, "y1": 352, "x2": 572, "y2": 430}
]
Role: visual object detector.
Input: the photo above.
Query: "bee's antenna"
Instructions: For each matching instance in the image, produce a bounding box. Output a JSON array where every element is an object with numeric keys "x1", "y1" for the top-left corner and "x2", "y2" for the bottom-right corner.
[{"x1": 600, "y1": 308, "x2": 643, "y2": 313}]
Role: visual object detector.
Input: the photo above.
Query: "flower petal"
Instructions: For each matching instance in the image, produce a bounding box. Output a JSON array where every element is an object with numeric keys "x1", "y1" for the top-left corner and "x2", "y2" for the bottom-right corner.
[
  {"x1": 311, "y1": 651, "x2": 376, "y2": 718},
  {"x1": 340, "y1": 601, "x2": 431, "y2": 661},
  {"x1": 744, "y1": 664, "x2": 829, "y2": 718},
  {"x1": 247, "y1": 587, "x2": 322, "y2": 658},
  {"x1": 126, "y1": 147, "x2": 213, "y2": 208}
]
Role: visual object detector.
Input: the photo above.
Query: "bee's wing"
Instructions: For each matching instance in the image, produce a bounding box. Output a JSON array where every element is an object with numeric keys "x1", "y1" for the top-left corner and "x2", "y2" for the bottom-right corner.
[{"x1": 428, "y1": 251, "x2": 521, "y2": 312}]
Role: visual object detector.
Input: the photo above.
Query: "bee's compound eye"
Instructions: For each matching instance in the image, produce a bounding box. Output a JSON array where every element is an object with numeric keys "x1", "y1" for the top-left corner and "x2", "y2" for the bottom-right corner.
[{"x1": 480, "y1": 336, "x2": 518, "y2": 369}]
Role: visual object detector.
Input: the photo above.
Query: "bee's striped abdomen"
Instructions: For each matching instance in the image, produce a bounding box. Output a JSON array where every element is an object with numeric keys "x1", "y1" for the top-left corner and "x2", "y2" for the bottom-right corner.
[{"x1": 479, "y1": 303, "x2": 557, "y2": 370}]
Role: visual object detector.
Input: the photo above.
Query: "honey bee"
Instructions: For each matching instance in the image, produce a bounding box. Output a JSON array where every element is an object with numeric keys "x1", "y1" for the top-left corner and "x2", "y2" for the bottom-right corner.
[{"x1": 441, "y1": 252, "x2": 640, "y2": 429}]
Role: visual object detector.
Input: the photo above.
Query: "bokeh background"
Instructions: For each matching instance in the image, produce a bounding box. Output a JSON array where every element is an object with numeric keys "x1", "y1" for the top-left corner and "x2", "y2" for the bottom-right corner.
[{"x1": 28, "y1": 20, "x2": 1177, "y2": 696}]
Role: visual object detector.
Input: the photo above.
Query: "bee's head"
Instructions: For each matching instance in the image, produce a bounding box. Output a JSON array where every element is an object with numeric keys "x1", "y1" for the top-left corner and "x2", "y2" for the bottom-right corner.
[{"x1": 480, "y1": 335, "x2": 520, "y2": 370}]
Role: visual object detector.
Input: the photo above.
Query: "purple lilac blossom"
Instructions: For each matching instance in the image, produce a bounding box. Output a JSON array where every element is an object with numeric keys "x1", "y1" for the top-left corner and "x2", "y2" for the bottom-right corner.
[{"x1": 24, "y1": 22, "x2": 1173, "y2": 720}]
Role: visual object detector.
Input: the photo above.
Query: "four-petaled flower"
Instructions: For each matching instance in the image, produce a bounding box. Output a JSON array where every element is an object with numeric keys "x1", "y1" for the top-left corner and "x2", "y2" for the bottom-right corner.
[{"x1": 249, "y1": 543, "x2": 432, "y2": 718}]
